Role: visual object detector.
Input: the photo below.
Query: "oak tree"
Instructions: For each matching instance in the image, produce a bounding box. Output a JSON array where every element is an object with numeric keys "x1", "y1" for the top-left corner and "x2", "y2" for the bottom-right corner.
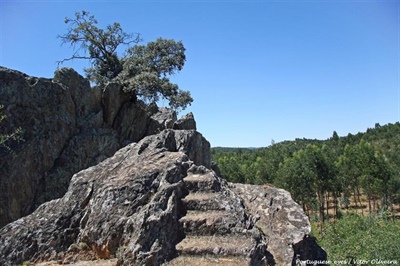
[{"x1": 58, "y1": 10, "x2": 193, "y2": 110}]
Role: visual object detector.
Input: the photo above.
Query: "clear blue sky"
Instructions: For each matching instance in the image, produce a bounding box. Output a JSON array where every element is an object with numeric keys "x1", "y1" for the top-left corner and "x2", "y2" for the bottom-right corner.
[{"x1": 1, "y1": 0, "x2": 399, "y2": 147}]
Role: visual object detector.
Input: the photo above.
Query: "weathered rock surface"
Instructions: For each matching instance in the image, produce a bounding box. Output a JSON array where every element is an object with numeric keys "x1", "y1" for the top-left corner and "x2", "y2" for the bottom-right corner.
[
  {"x1": 0, "y1": 129, "x2": 326, "y2": 265},
  {"x1": 0, "y1": 67, "x2": 326, "y2": 265},
  {"x1": 231, "y1": 184, "x2": 327, "y2": 265},
  {"x1": 173, "y1": 112, "x2": 196, "y2": 130},
  {"x1": 0, "y1": 67, "x2": 180, "y2": 227},
  {"x1": 35, "y1": 260, "x2": 118, "y2": 266},
  {"x1": 165, "y1": 168, "x2": 271, "y2": 266},
  {"x1": 0, "y1": 129, "x2": 207, "y2": 265}
]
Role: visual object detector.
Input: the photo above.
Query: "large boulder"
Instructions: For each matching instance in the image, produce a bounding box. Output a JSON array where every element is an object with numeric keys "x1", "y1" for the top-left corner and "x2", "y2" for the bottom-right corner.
[
  {"x1": 173, "y1": 112, "x2": 196, "y2": 130},
  {"x1": 53, "y1": 67, "x2": 103, "y2": 129},
  {"x1": 231, "y1": 184, "x2": 327, "y2": 265},
  {"x1": 0, "y1": 129, "x2": 206, "y2": 265},
  {"x1": 101, "y1": 82, "x2": 130, "y2": 127},
  {"x1": 0, "y1": 67, "x2": 181, "y2": 227},
  {"x1": 147, "y1": 107, "x2": 177, "y2": 134},
  {"x1": 0, "y1": 129, "x2": 326, "y2": 266},
  {"x1": 0, "y1": 67, "x2": 85, "y2": 227}
]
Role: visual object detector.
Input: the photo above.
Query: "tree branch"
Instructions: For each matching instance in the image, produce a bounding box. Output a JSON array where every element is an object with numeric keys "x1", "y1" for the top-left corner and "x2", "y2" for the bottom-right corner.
[{"x1": 56, "y1": 55, "x2": 92, "y2": 67}]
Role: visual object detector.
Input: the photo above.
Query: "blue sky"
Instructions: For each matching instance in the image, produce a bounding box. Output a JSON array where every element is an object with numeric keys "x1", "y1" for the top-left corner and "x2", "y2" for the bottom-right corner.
[{"x1": 1, "y1": 0, "x2": 399, "y2": 147}]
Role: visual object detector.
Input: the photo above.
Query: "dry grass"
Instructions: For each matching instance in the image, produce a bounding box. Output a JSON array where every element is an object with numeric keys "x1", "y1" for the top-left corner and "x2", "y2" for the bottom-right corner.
[
  {"x1": 184, "y1": 173, "x2": 213, "y2": 182},
  {"x1": 176, "y1": 235, "x2": 254, "y2": 255},
  {"x1": 309, "y1": 192, "x2": 400, "y2": 222},
  {"x1": 183, "y1": 192, "x2": 218, "y2": 201},
  {"x1": 34, "y1": 259, "x2": 118, "y2": 266},
  {"x1": 181, "y1": 210, "x2": 228, "y2": 222},
  {"x1": 163, "y1": 255, "x2": 249, "y2": 266}
]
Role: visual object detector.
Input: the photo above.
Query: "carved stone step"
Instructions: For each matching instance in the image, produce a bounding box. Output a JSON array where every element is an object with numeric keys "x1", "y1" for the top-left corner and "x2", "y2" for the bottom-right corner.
[
  {"x1": 182, "y1": 192, "x2": 226, "y2": 211},
  {"x1": 183, "y1": 173, "x2": 220, "y2": 192},
  {"x1": 35, "y1": 259, "x2": 119, "y2": 266},
  {"x1": 180, "y1": 210, "x2": 235, "y2": 235},
  {"x1": 176, "y1": 235, "x2": 255, "y2": 257},
  {"x1": 163, "y1": 255, "x2": 250, "y2": 266}
]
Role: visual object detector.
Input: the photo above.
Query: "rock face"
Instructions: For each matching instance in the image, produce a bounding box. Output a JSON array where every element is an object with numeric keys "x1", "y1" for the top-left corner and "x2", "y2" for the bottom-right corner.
[
  {"x1": 0, "y1": 67, "x2": 326, "y2": 265},
  {"x1": 0, "y1": 129, "x2": 326, "y2": 266},
  {"x1": 173, "y1": 112, "x2": 196, "y2": 130},
  {"x1": 231, "y1": 184, "x2": 327, "y2": 265},
  {"x1": 0, "y1": 67, "x2": 187, "y2": 228}
]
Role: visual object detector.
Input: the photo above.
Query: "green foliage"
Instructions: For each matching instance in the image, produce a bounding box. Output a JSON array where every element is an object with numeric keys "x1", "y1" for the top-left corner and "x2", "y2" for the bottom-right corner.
[
  {"x1": 313, "y1": 214, "x2": 400, "y2": 261},
  {"x1": 212, "y1": 122, "x2": 400, "y2": 218},
  {"x1": 58, "y1": 11, "x2": 139, "y2": 83},
  {"x1": 58, "y1": 10, "x2": 193, "y2": 111},
  {"x1": 276, "y1": 149, "x2": 318, "y2": 212},
  {"x1": 116, "y1": 38, "x2": 192, "y2": 110},
  {"x1": 336, "y1": 140, "x2": 395, "y2": 213},
  {"x1": 212, "y1": 138, "x2": 322, "y2": 186}
]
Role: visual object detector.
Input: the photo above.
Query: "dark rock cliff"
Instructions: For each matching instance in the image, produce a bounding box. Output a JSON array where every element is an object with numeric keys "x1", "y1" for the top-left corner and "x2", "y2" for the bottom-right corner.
[
  {"x1": 0, "y1": 67, "x2": 326, "y2": 265},
  {"x1": 0, "y1": 67, "x2": 192, "y2": 228}
]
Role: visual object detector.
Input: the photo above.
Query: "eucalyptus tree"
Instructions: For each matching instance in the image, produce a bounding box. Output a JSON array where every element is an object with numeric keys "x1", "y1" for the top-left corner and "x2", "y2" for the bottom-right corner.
[
  {"x1": 337, "y1": 140, "x2": 393, "y2": 214},
  {"x1": 303, "y1": 144, "x2": 337, "y2": 223},
  {"x1": 336, "y1": 144, "x2": 364, "y2": 212},
  {"x1": 276, "y1": 150, "x2": 317, "y2": 215},
  {"x1": 320, "y1": 144, "x2": 340, "y2": 219}
]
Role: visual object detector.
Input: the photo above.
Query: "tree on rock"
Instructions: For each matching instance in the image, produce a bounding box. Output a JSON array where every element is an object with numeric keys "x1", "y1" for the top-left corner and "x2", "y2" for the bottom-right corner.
[{"x1": 58, "y1": 10, "x2": 193, "y2": 110}]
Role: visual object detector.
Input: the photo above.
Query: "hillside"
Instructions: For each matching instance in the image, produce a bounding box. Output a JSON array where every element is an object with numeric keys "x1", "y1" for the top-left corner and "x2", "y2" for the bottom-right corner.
[
  {"x1": 212, "y1": 122, "x2": 400, "y2": 213},
  {"x1": 212, "y1": 122, "x2": 400, "y2": 184}
]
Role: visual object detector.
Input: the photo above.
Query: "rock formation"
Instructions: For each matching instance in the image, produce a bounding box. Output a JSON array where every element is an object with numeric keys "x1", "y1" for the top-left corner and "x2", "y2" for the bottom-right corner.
[
  {"x1": 0, "y1": 67, "x2": 186, "y2": 228},
  {"x1": 0, "y1": 128, "x2": 326, "y2": 265},
  {"x1": 0, "y1": 67, "x2": 326, "y2": 265}
]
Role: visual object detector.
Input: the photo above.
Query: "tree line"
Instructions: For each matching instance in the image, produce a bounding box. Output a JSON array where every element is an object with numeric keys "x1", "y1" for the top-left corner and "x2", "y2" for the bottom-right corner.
[{"x1": 212, "y1": 122, "x2": 400, "y2": 221}]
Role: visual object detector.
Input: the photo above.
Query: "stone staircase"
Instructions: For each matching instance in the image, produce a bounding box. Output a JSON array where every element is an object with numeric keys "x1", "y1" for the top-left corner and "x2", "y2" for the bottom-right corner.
[{"x1": 164, "y1": 168, "x2": 270, "y2": 266}]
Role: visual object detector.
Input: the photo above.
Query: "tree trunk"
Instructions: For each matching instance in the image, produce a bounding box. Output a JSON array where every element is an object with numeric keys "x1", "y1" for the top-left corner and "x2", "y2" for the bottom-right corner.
[
  {"x1": 368, "y1": 197, "x2": 372, "y2": 214},
  {"x1": 318, "y1": 192, "x2": 324, "y2": 224},
  {"x1": 333, "y1": 194, "x2": 338, "y2": 221},
  {"x1": 356, "y1": 187, "x2": 363, "y2": 215},
  {"x1": 326, "y1": 192, "x2": 330, "y2": 218},
  {"x1": 353, "y1": 187, "x2": 358, "y2": 209}
]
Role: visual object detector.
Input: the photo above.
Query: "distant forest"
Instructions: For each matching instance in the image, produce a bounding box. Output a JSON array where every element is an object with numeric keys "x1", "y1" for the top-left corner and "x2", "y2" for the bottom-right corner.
[{"x1": 212, "y1": 122, "x2": 400, "y2": 221}]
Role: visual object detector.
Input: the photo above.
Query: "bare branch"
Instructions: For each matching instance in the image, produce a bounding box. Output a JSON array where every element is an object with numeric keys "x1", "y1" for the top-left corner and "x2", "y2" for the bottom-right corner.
[{"x1": 56, "y1": 55, "x2": 92, "y2": 67}]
